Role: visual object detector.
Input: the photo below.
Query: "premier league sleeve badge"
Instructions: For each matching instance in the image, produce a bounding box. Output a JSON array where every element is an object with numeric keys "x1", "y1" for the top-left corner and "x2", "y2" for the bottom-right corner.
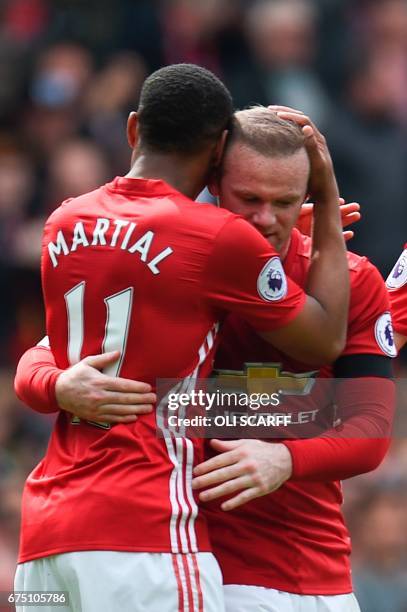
[
  {"x1": 257, "y1": 257, "x2": 288, "y2": 302},
  {"x1": 386, "y1": 248, "x2": 407, "y2": 290}
]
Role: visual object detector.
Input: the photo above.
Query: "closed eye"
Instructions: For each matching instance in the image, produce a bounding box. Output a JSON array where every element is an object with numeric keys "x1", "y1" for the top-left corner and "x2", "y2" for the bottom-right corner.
[
  {"x1": 242, "y1": 195, "x2": 261, "y2": 203},
  {"x1": 274, "y1": 200, "x2": 297, "y2": 207}
]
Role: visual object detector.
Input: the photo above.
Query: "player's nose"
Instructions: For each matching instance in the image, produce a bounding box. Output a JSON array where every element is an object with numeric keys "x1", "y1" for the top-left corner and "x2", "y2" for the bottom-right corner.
[{"x1": 252, "y1": 204, "x2": 277, "y2": 229}]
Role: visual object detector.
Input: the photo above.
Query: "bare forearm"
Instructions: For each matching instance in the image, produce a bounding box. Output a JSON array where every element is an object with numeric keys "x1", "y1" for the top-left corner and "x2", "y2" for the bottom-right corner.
[
  {"x1": 268, "y1": 106, "x2": 349, "y2": 360},
  {"x1": 306, "y1": 192, "x2": 350, "y2": 353}
]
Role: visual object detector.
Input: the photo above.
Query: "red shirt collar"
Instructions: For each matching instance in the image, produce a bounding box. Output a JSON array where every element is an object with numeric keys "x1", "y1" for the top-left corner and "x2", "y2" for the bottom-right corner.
[{"x1": 105, "y1": 176, "x2": 185, "y2": 198}]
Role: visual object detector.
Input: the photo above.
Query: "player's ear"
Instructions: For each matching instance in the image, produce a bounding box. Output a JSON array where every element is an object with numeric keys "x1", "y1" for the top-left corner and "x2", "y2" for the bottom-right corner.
[
  {"x1": 127, "y1": 112, "x2": 139, "y2": 149},
  {"x1": 208, "y1": 129, "x2": 227, "y2": 196},
  {"x1": 208, "y1": 167, "x2": 221, "y2": 197},
  {"x1": 213, "y1": 129, "x2": 228, "y2": 167}
]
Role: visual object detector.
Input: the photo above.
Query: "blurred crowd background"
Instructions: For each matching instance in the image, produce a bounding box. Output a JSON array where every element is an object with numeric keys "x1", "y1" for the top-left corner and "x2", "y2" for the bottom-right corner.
[{"x1": 0, "y1": 0, "x2": 406, "y2": 610}]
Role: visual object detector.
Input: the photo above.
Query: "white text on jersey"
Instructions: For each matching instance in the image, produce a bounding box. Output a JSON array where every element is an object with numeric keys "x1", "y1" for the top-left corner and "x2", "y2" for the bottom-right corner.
[{"x1": 47, "y1": 218, "x2": 174, "y2": 274}]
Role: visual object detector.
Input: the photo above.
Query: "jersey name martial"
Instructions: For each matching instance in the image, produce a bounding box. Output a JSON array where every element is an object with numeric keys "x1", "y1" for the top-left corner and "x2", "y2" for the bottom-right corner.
[{"x1": 47, "y1": 217, "x2": 174, "y2": 274}]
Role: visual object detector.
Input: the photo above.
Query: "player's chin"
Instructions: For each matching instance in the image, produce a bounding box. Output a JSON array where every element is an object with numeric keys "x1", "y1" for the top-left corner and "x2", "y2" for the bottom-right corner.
[{"x1": 262, "y1": 233, "x2": 279, "y2": 248}]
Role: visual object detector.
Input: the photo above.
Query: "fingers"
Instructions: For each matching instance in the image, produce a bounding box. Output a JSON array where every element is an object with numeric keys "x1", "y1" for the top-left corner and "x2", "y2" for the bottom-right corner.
[
  {"x1": 193, "y1": 447, "x2": 241, "y2": 477},
  {"x1": 268, "y1": 105, "x2": 324, "y2": 153},
  {"x1": 209, "y1": 439, "x2": 243, "y2": 452},
  {"x1": 307, "y1": 200, "x2": 359, "y2": 212},
  {"x1": 274, "y1": 110, "x2": 313, "y2": 128},
  {"x1": 77, "y1": 402, "x2": 153, "y2": 425},
  {"x1": 219, "y1": 479, "x2": 282, "y2": 511},
  {"x1": 342, "y1": 212, "x2": 361, "y2": 228},
  {"x1": 83, "y1": 354, "x2": 153, "y2": 394},
  {"x1": 275, "y1": 112, "x2": 317, "y2": 141},
  {"x1": 93, "y1": 414, "x2": 139, "y2": 425},
  {"x1": 340, "y1": 201, "x2": 360, "y2": 213},
  {"x1": 268, "y1": 105, "x2": 306, "y2": 115},
  {"x1": 302, "y1": 124, "x2": 315, "y2": 140},
  {"x1": 199, "y1": 475, "x2": 251, "y2": 502},
  {"x1": 192, "y1": 439, "x2": 289, "y2": 510},
  {"x1": 273, "y1": 110, "x2": 320, "y2": 143},
  {"x1": 299, "y1": 203, "x2": 313, "y2": 216},
  {"x1": 98, "y1": 391, "x2": 156, "y2": 406},
  {"x1": 340, "y1": 201, "x2": 361, "y2": 230},
  {"x1": 268, "y1": 105, "x2": 317, "y2": 136},
  {"x1": 104, "y1": 377, "x2": 153, "y2": 394},
  {"x1": 94, "y1": 403, "x2": 153, "y2": 416},
  {"x1": 221, "y1": 487, "x2": 261, "y2": 511},
  {"x1": 299, "y1": 200, "x2": 360, "y2": 239},
  {"x1": 275, "y1": 111, "x2": 322, "y2": 153},
  {"x1": 84, "y1": 351, "x2": 121, "y2": 369},
  {"x1": 193, "y1": 462, "x2": 244, "y2": 492}
]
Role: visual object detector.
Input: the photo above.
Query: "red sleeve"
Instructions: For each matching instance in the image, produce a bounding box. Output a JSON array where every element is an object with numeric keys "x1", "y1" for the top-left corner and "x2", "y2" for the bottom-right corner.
[
  {"x1": 386, "y1": 245, "x2": 407, "y2": 337},
  {"x1": 203, "y1": 217, "x2": 306, "y2": 331},
  {"x1": 283, "y1": 261, "x2": 395, "y2": 481},
  {"x1": 389, "y1": 285, "x2": 407, "y2": 337},
  {"x1": 14, "y1": 345, "x2": 61, "y2": 413},
  {"x1": 342, "y1": 258, "x2": 397, "y2": 358},
  {"x1": 284, "y1": 378, "x2": 395, "y2": 481}
]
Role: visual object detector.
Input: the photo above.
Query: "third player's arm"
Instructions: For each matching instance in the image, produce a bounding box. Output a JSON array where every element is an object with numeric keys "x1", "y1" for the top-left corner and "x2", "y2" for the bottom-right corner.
[{"x1": 386, "y1": 246, "x2": 407, "y2": 350}]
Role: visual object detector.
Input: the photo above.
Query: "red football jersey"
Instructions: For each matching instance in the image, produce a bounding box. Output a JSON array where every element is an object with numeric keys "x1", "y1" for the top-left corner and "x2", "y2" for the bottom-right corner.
[
  {"x1": 205, "y1": 229, "x2": 395, "y2": 595},
  {"x1": 19, "y1": 177, "x2": 305, "y2": 563},
  {"x1": 386, "y1": 244, "x2": 407, "y2": 338}
]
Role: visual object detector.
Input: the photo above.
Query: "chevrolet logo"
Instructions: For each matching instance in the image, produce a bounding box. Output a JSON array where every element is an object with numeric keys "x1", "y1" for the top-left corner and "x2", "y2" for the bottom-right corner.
[{"x1": 213, "y1": 363, "x2": 317, "y2": 396}]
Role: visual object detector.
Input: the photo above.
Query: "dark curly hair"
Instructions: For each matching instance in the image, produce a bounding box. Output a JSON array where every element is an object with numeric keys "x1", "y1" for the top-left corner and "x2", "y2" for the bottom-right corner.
[{"x1": 138, "y1": 64, "x2": 233, "y2": 155}]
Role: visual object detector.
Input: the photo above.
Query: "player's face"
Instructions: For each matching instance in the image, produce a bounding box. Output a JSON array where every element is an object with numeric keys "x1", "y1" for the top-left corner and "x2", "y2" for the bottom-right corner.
[{"x1": 212, "y1": 142, "x2": 310, "y2": 256}]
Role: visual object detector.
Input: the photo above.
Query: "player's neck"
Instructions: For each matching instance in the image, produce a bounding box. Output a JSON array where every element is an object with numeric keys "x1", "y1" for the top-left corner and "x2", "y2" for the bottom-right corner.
[
  {"x1": 126, "y1": 153, "x2": 208, "y2": 200},
  {"x1": 279, "y1": 236, "x2": 291, "y2": 261}
]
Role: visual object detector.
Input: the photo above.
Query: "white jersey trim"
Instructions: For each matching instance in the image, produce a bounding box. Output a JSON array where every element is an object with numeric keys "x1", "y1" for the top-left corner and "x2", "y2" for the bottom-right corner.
[{"x1": 156, "y1": 323, "x2": 219, "y2": 554}]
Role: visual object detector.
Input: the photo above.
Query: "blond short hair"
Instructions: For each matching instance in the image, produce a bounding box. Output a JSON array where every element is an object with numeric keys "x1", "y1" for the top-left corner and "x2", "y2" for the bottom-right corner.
[{"x1": 227, "y1": 106, "x2": 305, "y2": 157}]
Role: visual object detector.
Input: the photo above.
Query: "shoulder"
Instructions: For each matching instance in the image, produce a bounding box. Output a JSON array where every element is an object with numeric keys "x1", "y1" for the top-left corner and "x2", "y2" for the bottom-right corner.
[
  {"x1": 44, "y1": 198, "x2": 75, "y2": 226},
  {"x1": 195, "y1": 202, "x2": 240, "y2": 226},
  {"x1": 178, "y1": 202, "x2": 272, "y2": 255},
  {"x1": 345, "y1": 253, "x2": 396, "y2": 358},
  {"x1": 292, "y1": 232, "x2": 376, "y2": 276},
  {"x1": 294, "y1": 235, "x2": 388, "y2": 307},
  {"x1": 178, "y1": 200, "x2": 243, "y2": 233},
  {"x1": 347, "y1": 252, "x2": 386, "y2": 297},
  {"x1": 346, "y1": 252, "x2": 389, "y2": 321},
  {"x1": 45, "y1": 188, "x2": 102, "y2": 228},
  {"x1": 290, "y1": 232, "x2": 382, "y2": 289}
]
